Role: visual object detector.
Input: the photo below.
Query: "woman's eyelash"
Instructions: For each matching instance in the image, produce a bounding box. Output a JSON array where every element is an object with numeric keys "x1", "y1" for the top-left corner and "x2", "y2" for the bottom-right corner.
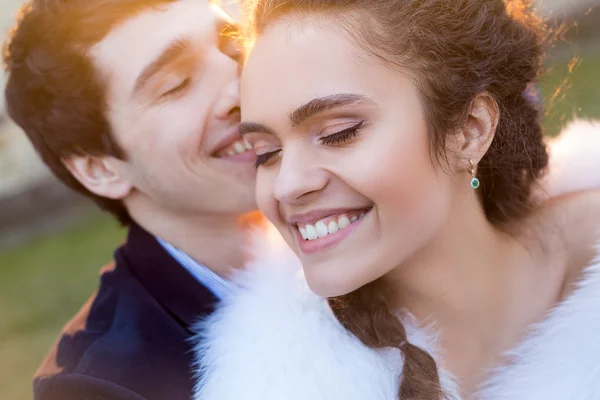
[
  {"x1": 254, "y1": 150, "x2": 281, "y2": 168},
  {"x1": 254, "y1": 121, "x2": 364, "y2": 168},
  {"x1": 319, "y1": 121, "x2": 364, "y2": 145}
]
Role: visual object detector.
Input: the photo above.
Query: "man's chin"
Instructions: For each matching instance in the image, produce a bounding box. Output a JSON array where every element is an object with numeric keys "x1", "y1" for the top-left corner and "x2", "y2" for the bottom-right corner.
[
  {"x1": 217, "y1": 187, "x2": 258, "y2": 216},
  {"x1": 210, "y1": 155, "x2": 257, "y2": 182},
  {"x1": 211, "y1": 151, "x2": 257, "y2": 166}
]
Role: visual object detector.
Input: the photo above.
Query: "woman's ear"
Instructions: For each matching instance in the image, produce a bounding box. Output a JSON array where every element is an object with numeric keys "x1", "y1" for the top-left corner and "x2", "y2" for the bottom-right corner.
[
  {"x1": 451, "y1": 92, "x2": 499, "y2": 171},
  {"x1": 62, "y1": 155, "x2": 133, "y2": 199}
]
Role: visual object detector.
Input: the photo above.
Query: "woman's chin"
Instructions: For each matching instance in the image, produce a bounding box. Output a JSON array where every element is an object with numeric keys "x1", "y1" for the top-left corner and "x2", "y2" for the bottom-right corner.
[{"x1": 303, "y1": 264, "x2": 364, "y2": 298}]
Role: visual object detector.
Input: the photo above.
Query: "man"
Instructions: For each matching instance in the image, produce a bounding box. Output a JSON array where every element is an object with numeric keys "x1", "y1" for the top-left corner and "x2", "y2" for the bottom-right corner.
[{"x1": 3, "y1": 0, "x2": 260, "y2": 398}]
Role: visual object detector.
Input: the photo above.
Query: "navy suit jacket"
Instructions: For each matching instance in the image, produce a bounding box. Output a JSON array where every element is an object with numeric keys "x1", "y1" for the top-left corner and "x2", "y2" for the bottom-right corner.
[{"x1": 33, "y1": 224, "x2": 219, "y2": 400}]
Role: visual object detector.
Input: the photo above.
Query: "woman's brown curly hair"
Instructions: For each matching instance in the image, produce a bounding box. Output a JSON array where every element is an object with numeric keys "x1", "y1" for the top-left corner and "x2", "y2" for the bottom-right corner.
[{"x1": 243, "y1": 0, "x2": 548, "y2": 398}]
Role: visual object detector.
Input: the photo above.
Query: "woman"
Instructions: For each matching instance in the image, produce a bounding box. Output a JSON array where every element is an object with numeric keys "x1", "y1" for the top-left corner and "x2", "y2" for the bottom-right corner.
[{"x1": 194, "y1": 0, "x2": 600, "y2": 398}]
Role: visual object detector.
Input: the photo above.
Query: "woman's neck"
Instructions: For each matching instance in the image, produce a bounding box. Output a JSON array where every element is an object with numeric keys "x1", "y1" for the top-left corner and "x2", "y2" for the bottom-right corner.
[{"x1": 382, "y1": 196, "x2": 538, "y2": 392}]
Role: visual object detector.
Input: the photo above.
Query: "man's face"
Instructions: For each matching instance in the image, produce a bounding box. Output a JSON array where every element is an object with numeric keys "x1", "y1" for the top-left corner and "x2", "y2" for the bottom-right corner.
[{"x1": 90, "y1": 0, "x2": 257, "y2": 218}]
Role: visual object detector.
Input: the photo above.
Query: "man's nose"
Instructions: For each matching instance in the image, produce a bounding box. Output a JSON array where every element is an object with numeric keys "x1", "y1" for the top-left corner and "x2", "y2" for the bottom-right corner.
[{"x1": 214, "y1": 76, "x2": 241, "y2": 120}]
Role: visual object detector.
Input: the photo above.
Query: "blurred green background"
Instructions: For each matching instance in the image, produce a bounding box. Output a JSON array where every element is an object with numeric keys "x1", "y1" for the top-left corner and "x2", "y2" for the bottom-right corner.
[
  {"x1": 1, "y1": 2, "x2": 600, "y2": 400},
  {"x1": 1, "y1": 216, "x2": 125, "y2": 399}
]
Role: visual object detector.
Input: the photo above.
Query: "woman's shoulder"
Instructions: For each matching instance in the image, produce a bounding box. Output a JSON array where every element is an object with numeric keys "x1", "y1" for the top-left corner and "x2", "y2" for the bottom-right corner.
[
  {"x1": 527, "y1": 119, "x2": 600, "y2": 295},
  {"x1": 480, "y1": 191, "x2": 600, "y2": 399},
  {"x1": 538, "y1": 189, "x2": 600, "y2": 295}
]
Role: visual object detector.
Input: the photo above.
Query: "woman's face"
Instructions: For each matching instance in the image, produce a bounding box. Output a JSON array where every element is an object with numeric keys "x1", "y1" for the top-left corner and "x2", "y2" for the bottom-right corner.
[{"x1": 241, "y1": 18, "x2": 458, "y2": 297}]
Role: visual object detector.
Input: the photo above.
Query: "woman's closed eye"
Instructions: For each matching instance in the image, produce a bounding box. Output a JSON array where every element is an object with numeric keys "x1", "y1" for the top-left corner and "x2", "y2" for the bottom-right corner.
[
  {"x1": 320, "y1": 120, "x2": 364, "y2": 146},
  {"x1": 254, "y1": 149, "x2": 281, "y2": 168},
  {"x1": 253, "y1": 120, "x2": 365, "y2": 168}
]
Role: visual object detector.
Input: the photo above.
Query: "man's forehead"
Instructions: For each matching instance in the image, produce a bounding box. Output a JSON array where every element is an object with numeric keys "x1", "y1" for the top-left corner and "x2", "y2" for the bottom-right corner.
[{"x1": 89, "y1": 0, "x2": 219, "y2": 93}]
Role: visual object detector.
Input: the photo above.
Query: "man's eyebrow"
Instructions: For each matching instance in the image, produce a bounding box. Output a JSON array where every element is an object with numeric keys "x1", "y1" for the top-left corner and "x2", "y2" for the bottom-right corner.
[
  {"x1": 133, "y1": 37, "x2": 192, "y2": 95},
  {"x1": 239, "y1": 122, "x2": 276, "y2": 136},
  {"x1": 289, "y1": 93, "x2": 375, "y2": 127}
]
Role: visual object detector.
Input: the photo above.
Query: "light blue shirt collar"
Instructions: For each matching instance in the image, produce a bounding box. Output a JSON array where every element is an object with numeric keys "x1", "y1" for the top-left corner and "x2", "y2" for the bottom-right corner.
[{"x1": 155, "y1": 237, "x2": 232, "y2": 299}]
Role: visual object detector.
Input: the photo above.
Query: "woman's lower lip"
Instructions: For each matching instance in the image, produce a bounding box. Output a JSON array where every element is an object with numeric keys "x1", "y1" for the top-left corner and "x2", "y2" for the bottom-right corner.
[{"x1": 295, "y1": 214, "x2": 367, "y2": 255}]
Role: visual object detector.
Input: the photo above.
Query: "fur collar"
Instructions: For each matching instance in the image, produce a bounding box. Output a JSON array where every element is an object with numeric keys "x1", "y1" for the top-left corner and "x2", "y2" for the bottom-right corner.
[{"x1": 193, "y1": 120, "x2": 600, "y2": 400}]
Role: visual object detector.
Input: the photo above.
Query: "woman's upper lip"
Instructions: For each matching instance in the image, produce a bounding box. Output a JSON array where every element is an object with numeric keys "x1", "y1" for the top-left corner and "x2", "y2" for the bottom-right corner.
[{"x1": 285, "y1": 207, "x2": 370, "y2": 225}]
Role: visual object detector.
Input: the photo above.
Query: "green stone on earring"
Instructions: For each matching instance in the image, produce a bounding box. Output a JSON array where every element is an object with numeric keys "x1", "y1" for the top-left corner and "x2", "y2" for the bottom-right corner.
[{"x1": 471, "y1": 177, "x2": 480, "y2": 189}]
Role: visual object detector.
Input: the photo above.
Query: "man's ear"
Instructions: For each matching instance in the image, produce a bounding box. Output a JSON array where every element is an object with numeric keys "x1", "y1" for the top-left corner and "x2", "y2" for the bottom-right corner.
[
  {"x1": 450, "y1": 92, "x2": 499, "y2": 171},
  {"x1": 62, "y1": 155, "x2": 132, "y2": 199}
]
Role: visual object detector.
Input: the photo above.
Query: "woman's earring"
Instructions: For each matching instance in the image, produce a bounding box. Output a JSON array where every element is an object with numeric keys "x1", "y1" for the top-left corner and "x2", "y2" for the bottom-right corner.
[{"x1": 469, "y1": 159, "x2": 480, "y2": 189}]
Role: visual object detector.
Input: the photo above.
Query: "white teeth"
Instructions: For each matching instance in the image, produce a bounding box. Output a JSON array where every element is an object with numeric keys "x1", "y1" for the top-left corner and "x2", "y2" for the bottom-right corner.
[
  {"x1": 315, "y1": 221, "x2": 328, "y2": 238},
  {"x1": 220, "y1": 139, "x2": 252, "y2": 157},
  {"x1": 327, "y1": 221, "x2": 339, "y2": 234},
  {"x1": 299, "y1": 211, "x2": 369, "y2": 241},
  {"x1": 305, "y1": 224, "x2": 318, "y2": 240},
  {"x1": 299, "y1": 227, "x2": 307, "y2": 240},
  {"x1": 338, "y1": 216, "x2": 350, "y2": 229},
  {"x1": 234, "y1": 141, "x2": 246, "y2": 154}
]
